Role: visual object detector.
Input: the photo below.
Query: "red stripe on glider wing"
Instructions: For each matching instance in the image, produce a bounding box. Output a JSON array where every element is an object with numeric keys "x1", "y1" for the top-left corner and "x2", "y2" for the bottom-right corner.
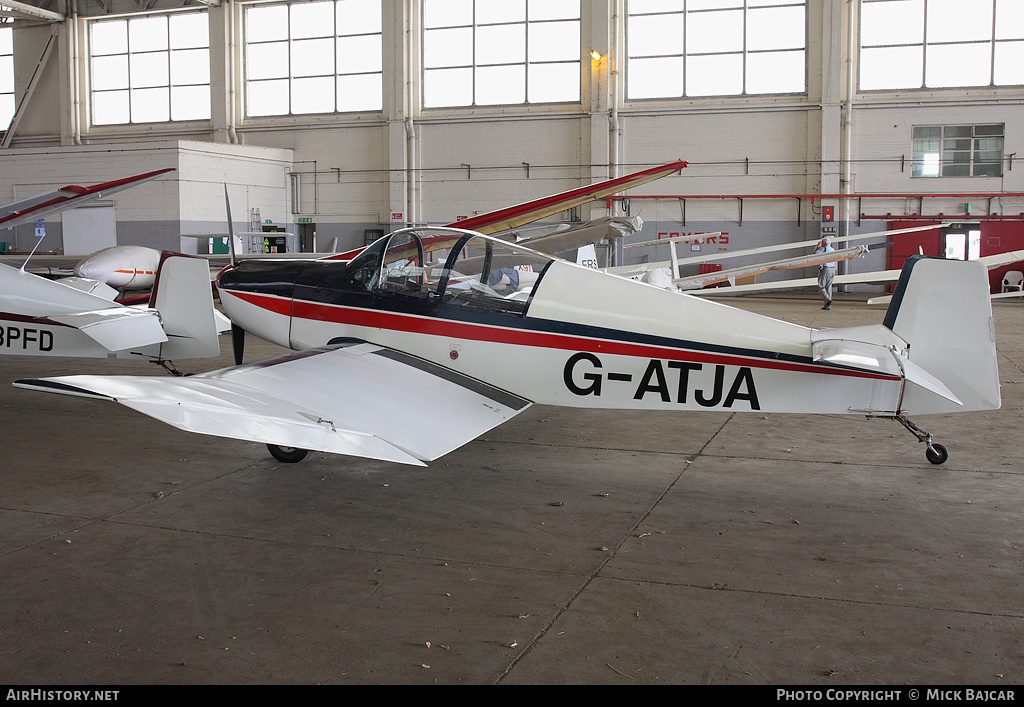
[
  {"x1": 323, "y1": 160, "x2": 688, "y2": 260},
  {"x1": 0, "y1": 168, "x2": 176, "y2": 227},
  {"x1": 450, "y1": 161, "x2": 688, "y2": 235}
]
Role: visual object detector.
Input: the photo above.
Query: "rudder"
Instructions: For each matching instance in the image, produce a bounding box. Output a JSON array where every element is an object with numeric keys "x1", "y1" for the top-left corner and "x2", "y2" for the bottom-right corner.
[
  {"x1": 149, "y1": 253, "x2": 221, "y2": 360},
  {"x1": 884, "y1": 255, "x2": 1000, "y2": 414}
]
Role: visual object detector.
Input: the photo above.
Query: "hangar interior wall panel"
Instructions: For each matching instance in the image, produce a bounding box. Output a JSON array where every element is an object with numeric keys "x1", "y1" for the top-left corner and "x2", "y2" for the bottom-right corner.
[
  {"x1": 415, "y1": 118, "x2": 586, "y2": 225},
  {"x1": 248, "y1": 125, "x2": 390, "y2": 222},
  {"x1": 852, "y1": 105, "x2": 1023, "y2": 198},
  {"x1": 1, "y1": 0, "x2": 1021, "y2": 283}
]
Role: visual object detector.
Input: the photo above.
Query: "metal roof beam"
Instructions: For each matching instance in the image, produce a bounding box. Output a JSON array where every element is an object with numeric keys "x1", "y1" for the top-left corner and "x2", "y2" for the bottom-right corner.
[{"x1": 0, "y1": 1, "x2": 65, "y2": 22}]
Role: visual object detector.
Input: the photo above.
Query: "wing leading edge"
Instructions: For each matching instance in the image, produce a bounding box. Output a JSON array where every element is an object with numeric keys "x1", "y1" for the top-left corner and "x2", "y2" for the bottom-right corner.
[
  {"x1": 14, "y1": 341, "x2": 532, "y2": 466},
  {"x1": 454, "y1": 161, "x2": 688, "y2": 235},
  {"x1": 0, "y1": 168, "x2": 175, "y2": 228}
]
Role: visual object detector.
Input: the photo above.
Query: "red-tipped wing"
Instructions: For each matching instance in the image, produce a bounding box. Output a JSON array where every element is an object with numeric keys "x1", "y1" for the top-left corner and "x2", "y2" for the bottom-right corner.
[
  {"x1": 0, "y1": 168, "x2": 176, "y2": 228},
  {"x1": 449, "y1": 161, "x2": 688, "y2": 235}
]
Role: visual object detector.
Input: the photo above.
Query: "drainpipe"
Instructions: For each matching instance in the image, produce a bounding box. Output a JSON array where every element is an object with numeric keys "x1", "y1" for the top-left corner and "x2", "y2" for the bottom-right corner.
[
  {"x1": 227, "y1": 0, "x2": 238, "y2": 144},
  {"x1": 69, "y1": 0, "x2": 82, "y2": 145},
  {"x1": 608, "y1": 1, "x2": 622, "y2": 266},
  {"x1": 840, "y1": 0, "x2": 857, "y2": 280},
  {"x1": 609, "y1": 1, "x2": 620, "y2": 181},
  {"x1": 405, "y1": 0, "x2": 417, "y2": 225}
]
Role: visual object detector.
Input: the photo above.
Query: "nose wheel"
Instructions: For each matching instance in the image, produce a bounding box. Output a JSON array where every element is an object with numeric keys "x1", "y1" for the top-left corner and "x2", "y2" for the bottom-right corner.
[
  {"x1": 896, "y1": 415, "x2": 948, "y2": 465},
  {"x1": 267, "y1": 444, "x2": 313, "y2": 463}
]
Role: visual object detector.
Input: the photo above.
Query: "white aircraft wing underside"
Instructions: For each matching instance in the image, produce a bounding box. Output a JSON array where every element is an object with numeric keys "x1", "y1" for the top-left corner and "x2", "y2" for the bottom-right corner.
[{"x1": 14, "y1": 341, "x2": 532, "y2": 466}]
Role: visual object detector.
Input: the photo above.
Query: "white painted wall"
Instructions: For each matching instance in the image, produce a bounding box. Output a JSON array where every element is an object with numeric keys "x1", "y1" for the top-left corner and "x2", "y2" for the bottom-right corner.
[{"x1": 0, "y1": 140, "x2": 292, "y2": 253}]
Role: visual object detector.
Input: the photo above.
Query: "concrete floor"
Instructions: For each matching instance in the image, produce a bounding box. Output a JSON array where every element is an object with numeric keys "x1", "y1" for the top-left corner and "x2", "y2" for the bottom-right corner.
[{"x1": 0, "y1": 294, "x2": 1022, "y2": 685}]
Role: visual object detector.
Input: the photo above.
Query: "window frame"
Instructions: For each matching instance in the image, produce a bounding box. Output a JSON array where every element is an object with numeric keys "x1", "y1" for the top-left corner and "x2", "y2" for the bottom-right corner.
[
  {"x1": 859, "y1": 0, "x2": 1024, "y2": 92},
  {"x1": 87, "y1": 9, "x2": 212, "y2": 127},
  {"x1": 421, "y1": 0, "x2": 583, "y2": 110},
  {"x1": 624, "y1": 0, "x2": 808, "y2": 101},
  {"x1": 243, "y1": 0, "x2": 384, "y2": 118},
  {"x1": 0, "y1": 18, "x2": 13, "y2": 132},
  {"x1": 911, "y1": 123, "x2": 1005, "y2": 178}
]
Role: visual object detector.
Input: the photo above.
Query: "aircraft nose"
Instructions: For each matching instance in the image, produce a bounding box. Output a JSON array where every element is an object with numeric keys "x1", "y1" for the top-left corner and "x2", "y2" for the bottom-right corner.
[{"x1": 73, "y1": 258, "x2": 103, "y2": 280}]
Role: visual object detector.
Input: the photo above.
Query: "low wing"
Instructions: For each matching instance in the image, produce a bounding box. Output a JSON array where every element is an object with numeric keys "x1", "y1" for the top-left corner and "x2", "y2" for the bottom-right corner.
[
  {"x1": 0, "y1": 168, "x2": 175, "y2": 228},
  {"x1": 14, "y1": 341, "x2": 532, "y2": 466}
]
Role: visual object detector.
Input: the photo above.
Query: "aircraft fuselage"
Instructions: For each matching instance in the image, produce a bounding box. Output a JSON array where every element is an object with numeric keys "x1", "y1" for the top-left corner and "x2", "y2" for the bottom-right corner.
[{"x1": 217, "y1": 228, "x2": 905, "y2": 417}]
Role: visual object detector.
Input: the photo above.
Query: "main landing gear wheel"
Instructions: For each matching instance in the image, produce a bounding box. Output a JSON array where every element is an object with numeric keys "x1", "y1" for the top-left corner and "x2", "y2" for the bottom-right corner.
[
  {"x1": 267, "y1": 444, "x2": 313, "y2": 463},
  {"x1": 895, "y1": 415, "x2": 948, "y2": 465}
]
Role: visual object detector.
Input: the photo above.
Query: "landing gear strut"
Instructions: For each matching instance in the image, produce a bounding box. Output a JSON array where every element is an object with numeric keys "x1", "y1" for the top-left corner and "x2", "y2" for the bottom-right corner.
[
  {"x1": 895, "y1": 414, "x2": 948, "y2": 465},
  {"x1": 267, "y1": 444, "x2": 313, "y2": 463}
]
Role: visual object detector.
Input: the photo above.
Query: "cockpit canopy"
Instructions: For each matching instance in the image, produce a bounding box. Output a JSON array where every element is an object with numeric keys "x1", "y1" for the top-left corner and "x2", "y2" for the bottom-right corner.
[{"x1": 346, "y1": 227, "x2": 555, "y2": 315}]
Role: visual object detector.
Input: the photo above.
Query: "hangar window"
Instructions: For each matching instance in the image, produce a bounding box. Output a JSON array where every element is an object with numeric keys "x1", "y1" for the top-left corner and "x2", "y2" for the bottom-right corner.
[
  {"x1": 89, "y1": 11, "x2": 211, "y2": 125},
  {"x1": 860, "y1": 0, "x2": 1024, "y2": 90},
  {"x1": 0, "y1": 18, "x2": 12, "y2": 131},
  {"x1": 626, "y1": 0, "x2": 807, "y2": 100},
  {"x1": 244, "y1": 0, "x2": 383, "y2": 117},
  {"x1": 912, "y1": 124, "x2": 1004, "y2": 178},
  {"x1": 422, "y1": 0, "x2": 581, "y2": 108}
]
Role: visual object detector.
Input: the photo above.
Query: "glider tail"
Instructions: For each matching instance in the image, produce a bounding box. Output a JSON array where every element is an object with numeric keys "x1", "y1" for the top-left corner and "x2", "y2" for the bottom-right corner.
[
  {"x1": 149, "y1": 253, "x2": 221, "y2": 360},
  {"x1": 883, "y1": 255, "x2": 1000, "y2": 415}
]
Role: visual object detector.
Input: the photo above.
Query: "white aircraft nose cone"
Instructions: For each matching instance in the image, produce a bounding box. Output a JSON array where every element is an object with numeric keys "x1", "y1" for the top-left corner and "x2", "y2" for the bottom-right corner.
[{"x1": 73, "y1": 260, "x2": 104, "y2": 280}]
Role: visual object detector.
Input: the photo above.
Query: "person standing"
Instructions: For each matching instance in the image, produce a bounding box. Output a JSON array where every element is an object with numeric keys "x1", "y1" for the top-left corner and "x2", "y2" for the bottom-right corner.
[{"x1": 814, "y1": 237, "x2": 837, "y2": 310}]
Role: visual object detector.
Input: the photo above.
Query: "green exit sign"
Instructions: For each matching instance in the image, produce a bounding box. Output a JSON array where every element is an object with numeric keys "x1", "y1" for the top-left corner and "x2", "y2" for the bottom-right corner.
[{"x1": 297, "y1": 217, "x2": 313, "y2": 223}]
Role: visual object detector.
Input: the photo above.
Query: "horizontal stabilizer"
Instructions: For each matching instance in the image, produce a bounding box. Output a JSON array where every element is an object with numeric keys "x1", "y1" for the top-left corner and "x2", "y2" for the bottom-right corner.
[
  {"x1": 15, "y1": 341, "x2": 532, "y2": 466},
  {"x1": 893, "y1": 353, "x2": 962, "y2": 406},
  {"x1": 49, "y1": 307, "x2": 168, "y2": 351}
]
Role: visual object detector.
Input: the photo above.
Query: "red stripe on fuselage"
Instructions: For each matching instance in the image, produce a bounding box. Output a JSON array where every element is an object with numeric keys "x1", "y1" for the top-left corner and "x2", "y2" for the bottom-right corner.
[{"x1": 225, "y1": 290, "x2": 900, "y2": 382}]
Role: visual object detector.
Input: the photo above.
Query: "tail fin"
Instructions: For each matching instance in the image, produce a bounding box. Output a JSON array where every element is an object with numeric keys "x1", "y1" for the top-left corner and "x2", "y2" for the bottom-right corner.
[
  {"x1": 149, "y1": 253, "x2": 221, "y2": 360},
  {"x1": 884, "y1": 255, "x2": 1000, "y2": 414}
]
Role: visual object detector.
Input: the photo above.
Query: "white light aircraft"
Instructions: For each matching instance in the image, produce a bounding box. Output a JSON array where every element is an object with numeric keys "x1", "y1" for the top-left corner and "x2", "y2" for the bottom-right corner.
[
  {"x1": 13, "y1": 161, "x2": 1001, "y2": 467},
  {"x1": 0, "y1": 252, "x2": 221, "y2": 364},
  {"x1": 72, "y1": 245, "x2": 164, "y2": 290}
]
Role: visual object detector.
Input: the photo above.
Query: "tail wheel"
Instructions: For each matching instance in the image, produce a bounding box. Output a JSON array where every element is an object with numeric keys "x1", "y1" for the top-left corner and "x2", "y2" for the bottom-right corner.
[
  {"x1": 267, "y1": 444, "x2": 313, "y2": 463},
  {"x1": 925, "y1": 443, "x2": 949, "y2": 465}
]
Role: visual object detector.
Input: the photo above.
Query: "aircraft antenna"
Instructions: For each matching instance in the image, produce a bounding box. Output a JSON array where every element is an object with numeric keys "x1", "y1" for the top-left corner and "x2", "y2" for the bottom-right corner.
[{"x1": 19, "y1": 221, "x2": 47, "y2": 273}]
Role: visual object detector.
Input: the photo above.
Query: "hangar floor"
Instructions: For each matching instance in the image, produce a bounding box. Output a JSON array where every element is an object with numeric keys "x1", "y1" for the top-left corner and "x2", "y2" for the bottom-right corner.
[{"x1": 1, "y1": 295, "x2": 1022, "y2": 685}]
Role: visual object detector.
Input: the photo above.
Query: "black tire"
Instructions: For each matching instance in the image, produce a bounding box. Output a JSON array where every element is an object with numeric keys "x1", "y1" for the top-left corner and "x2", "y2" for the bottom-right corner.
[
  {"x1": 926, "y1": 444, "x2": 948, "y2": 465},
  {"x1": 267, "y1": 444, "x2": 313, "y2": 463}
]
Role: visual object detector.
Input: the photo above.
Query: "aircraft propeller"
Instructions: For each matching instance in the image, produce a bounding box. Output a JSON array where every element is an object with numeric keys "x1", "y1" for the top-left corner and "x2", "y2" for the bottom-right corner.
[
  {"x1": 231, "y1": 322, "x2": 245, "y2": 365},
  {"x1": 224, "y1": 184, "x2": 244, "y2": 365}
]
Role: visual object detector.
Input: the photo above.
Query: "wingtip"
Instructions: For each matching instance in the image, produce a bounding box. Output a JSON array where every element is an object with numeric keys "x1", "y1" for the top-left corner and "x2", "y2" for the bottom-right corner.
[{"x1": 13, "y1": 378, "x2": 115, "y2": 401}]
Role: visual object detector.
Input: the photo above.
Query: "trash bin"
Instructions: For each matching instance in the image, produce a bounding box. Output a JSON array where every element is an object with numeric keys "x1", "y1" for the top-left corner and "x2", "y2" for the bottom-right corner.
[{"x1": 0, "y1": 242, "x2": 8, "y2": 254}]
